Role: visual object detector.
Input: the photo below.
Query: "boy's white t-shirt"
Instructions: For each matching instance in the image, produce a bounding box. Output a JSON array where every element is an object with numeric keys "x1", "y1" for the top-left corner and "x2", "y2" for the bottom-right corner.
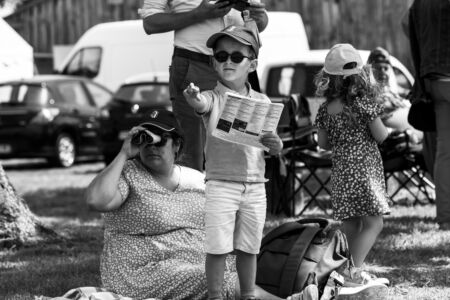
[{"x1": 200, "y1": 81, "x2": 270, "y2": 183}]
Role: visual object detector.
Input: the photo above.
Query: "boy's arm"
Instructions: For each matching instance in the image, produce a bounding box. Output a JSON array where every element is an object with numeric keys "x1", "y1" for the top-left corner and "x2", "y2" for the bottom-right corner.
[{"x1": 183, "y1": 83, "x2": 209, "y2": 114}]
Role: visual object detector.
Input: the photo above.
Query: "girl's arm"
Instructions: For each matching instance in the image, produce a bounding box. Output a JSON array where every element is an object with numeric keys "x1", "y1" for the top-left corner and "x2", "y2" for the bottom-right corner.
[
  {"x1": 85, "y1": 129, "x2": 140, "y2": 212},
  {"x1": 369, "y1": 116, "x2": 390, "y2": 144},
  {"x1": 317, "y1": 128, "x2": 332, "y2": 150}
]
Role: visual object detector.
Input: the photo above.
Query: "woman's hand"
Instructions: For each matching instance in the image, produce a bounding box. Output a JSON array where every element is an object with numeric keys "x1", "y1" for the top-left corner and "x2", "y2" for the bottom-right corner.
[
  {"x1": 260, "y1": 132, "x2": 283, "y2": 155},
  {"x1": 120, "y1": 126, "x2": 142, "y2": 159}
]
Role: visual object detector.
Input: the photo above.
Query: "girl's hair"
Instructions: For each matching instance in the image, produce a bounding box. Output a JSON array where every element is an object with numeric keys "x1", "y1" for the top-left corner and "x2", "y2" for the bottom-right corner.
[{"x1": 314, "y1": 65, "x2": 381, "y2": 126}]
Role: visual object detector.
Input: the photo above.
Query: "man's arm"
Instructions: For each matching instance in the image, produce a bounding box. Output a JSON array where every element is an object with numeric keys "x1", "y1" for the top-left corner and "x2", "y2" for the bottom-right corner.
[
  {"x1": 248, "y1": 2, "x2": 268, "y2": 32},
  {"x1": 143, "y1": 0, "x2": 232, "y2": 34}
]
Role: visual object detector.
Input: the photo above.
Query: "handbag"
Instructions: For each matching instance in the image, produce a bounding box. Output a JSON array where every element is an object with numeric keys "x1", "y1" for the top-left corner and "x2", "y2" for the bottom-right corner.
[{"x1": 407, "y1": 81, "x2": 436, "y2": 132}]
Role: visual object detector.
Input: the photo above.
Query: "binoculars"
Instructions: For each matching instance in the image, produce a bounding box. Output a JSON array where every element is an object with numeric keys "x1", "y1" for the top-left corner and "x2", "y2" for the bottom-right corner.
[{"x1": 131, "y1": 130, "x2": 162, "y2": 146}]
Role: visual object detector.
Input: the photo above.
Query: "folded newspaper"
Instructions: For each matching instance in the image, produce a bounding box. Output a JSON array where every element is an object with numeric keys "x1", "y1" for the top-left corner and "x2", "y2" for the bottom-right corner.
[{"x1": 212, "y1": 92, "x2": 284, "y2": 151}]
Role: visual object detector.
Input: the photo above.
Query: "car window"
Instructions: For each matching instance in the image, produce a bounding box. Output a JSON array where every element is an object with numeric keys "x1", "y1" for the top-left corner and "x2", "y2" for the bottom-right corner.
[
  {"x1": 57, "y1": 81, "x2": 93, "y2": 107},
  {"x1": 115, "y1": 83, "x2": 170, "y2": 105},
  {"x1": 266, "y1": 64, "x2": 322, "y2": 97},
  {"x1": 84, "y1": 82, "x2": 112, "y2": 107},
  {"x1": 65, "y1": 47, "x2": 102, "y2": 78},
  {"x1": 16, "y1": 85, "x2": 50, "y2": 106},
  {"x1": 0, "y1": 85, "x2": 13, "y2": 103}
]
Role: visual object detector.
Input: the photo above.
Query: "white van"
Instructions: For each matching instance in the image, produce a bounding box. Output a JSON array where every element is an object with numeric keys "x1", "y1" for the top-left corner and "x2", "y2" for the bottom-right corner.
[
  {"x1": 55, "y1": 20, "x2": 174, "y2": 92},
  {"x1": 55, "y1": 12, "x2": 309, "y2": 92}
]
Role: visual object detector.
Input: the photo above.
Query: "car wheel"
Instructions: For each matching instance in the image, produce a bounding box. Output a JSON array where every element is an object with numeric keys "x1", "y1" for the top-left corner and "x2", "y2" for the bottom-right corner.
[{"x1": 51, "y1": 133, "x2": 76, "y2": 168}]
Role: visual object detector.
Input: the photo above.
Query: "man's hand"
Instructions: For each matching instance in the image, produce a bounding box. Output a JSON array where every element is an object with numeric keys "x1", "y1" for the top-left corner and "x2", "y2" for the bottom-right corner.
[
  {"x1": 193, "y1": 0, "x2": 233, "y2": 20},
  {"x1": 260, "y1": 132, "x2": 283, "y2": 155},
  {"x1": 247, "y1": 1, "x2": 268, "y2": 31}
]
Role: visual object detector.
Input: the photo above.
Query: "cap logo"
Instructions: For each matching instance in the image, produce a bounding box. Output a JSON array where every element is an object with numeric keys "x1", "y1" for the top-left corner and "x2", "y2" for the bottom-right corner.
[
  {"x1": 226, "y1": 26, "x2": 236, "y2": 32},
  {"x1": 150, "y1": 111, "x2": 159, "y2": 118}
]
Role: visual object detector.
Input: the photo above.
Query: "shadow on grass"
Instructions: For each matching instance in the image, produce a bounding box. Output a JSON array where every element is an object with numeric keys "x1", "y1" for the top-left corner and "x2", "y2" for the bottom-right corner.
[{"x1": 24, "y1": 187, "x2": 101, "y2": 221}]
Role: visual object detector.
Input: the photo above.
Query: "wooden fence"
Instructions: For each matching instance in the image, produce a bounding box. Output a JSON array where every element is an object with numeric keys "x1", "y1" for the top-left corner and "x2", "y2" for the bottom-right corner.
[{"x1": 5, "y1": 0, "x2": 416, "y2": 71}]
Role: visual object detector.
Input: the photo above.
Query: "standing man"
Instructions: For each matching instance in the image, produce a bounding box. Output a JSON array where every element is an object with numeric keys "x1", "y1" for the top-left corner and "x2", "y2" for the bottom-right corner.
[
  {"x1": 139, "y1": 0, "x2": 268, "y2": 171},
  {"x1": 408, "y1": 0, "x2": 450, "y2": 230}
]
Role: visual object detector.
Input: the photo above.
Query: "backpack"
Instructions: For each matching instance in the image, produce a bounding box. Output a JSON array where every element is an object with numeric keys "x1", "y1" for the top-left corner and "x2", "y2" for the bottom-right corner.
[{"x1": 256, "y1": 218, "x2": 351, "y2": 298}]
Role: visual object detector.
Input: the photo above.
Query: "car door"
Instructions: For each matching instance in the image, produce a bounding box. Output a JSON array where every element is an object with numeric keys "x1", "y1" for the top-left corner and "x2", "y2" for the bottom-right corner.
[{"x1": 54, "y1": 80, "x2": 102, "y2": 155}]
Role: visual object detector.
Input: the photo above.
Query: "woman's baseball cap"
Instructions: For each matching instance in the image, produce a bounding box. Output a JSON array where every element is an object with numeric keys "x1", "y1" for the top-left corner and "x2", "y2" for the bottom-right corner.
[
  {"x1": 323, "y1": 43, "x2": 363, "y2": 76},
  {"x1": 139, "y1": 109, "x2": 184, "y2": 138},
  {"x1": 206, "y1": 25, "x2": 260, "y2": 57}
]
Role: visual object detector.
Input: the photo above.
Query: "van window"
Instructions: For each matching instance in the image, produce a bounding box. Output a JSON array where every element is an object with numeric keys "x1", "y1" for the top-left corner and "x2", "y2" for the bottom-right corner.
[
  {"x1": 65, "y1": 47, "x2": 102, "y2": 78},
  {"x1": 115, "y1": 83, "x2": 171, "y2": 106},
  {"x1": 266, "y1": 64, "x2": 322, "y2": 97}
]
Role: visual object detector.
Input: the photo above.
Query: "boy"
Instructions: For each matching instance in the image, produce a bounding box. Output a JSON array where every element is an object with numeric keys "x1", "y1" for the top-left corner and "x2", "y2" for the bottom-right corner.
[{"x1": 183, "y1": 25, "x2": 283, "y2": 300}]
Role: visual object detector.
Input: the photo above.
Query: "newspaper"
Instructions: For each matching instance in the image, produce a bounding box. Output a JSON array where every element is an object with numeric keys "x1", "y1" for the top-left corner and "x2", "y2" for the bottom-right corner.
[{"x1": 212, "y1": 92, "x2": 284, "y2": 151}]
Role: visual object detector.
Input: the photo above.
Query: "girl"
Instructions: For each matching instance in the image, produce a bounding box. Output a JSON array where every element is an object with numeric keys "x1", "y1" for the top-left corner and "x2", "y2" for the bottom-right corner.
[{"x1": 313, "y1": 44, "x2": 390, "y2": 291}]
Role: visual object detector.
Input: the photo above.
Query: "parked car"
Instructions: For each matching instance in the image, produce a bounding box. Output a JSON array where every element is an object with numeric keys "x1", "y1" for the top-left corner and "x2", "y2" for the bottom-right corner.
[
  {"x1": 99, "y1": 72, "x2": 171, "y2": 164},
  {"x1": 0, "y1": 75, "x2": 112, "y2": 167}
]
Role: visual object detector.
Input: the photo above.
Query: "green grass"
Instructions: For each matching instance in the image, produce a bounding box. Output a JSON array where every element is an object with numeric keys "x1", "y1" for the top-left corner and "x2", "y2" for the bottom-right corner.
[{"x1": 0, "y1": 161, "x2": 449, "y2": 299}]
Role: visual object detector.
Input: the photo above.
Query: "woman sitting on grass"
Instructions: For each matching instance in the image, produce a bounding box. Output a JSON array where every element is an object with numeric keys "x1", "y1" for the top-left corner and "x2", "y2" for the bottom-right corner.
[{"x1": 85, "y1": 109, "x2": 296, "y2": 300}]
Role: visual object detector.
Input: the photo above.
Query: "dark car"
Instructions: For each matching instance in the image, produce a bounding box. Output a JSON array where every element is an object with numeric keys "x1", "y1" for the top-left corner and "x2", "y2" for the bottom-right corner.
[
  {"x1": 99, "y1": 72, "x2": 171, "y2": 164},
  {"x1": 0, "y1": 75, "x2": 112, "y2": 167}
]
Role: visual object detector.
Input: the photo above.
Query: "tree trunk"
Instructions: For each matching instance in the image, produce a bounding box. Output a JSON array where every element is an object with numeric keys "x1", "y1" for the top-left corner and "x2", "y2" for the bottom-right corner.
[{"x1": 0, "y1": 163, "x2": 57, "y2": 248}]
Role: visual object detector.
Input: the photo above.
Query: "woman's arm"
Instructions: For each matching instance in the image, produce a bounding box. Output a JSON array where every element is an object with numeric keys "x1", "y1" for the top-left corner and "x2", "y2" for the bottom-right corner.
[
  {"x1": 369, "y1": 116, "x2": 390, "y2": 144},
  {"x1": 317, "y1": 128, "x2": 332, "y2": 150},
  {"x1": 85, "y1": 129, "x2": 140, "y2": 212},
  {"x1": 143, "y1": 0, "x2": 232, "y2": 34}
]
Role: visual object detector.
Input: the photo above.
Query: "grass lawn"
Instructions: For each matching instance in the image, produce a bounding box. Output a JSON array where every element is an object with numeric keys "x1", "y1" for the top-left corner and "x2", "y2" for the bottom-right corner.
[{"x1": 0, "y1": 160, "x2": 449, "y2": 299}]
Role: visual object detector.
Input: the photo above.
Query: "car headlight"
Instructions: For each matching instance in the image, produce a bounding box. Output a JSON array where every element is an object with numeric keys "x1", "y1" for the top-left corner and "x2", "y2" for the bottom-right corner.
[{"x1": 100, "y1": 108, "x2": 110, "y2": 118}]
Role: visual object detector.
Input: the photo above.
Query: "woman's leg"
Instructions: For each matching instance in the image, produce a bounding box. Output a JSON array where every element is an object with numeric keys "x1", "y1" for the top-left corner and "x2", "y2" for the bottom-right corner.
[
  {"x1": 342, "y1": 216, "x2": 383, "y2": 267},
  {"x1": 206, "y1": 253, "x2": 227, "y2": 299}
]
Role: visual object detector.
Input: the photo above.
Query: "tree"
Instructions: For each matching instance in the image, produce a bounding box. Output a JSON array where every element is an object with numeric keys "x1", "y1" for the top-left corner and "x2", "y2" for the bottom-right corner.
[{"x1": 0, "y1": 163, "x2": 56, "y2": 248}]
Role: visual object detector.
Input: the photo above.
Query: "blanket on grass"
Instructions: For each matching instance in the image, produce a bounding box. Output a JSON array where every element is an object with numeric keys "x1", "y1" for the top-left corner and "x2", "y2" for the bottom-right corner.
[{"x1": 36, "y1": 286, "x2": 157, "y2": 300}]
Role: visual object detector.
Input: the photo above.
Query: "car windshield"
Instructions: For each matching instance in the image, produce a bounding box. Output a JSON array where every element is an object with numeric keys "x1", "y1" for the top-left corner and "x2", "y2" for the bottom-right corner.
[{"x1": 115, "y1": 83, "x2": 170, "y2": 105}]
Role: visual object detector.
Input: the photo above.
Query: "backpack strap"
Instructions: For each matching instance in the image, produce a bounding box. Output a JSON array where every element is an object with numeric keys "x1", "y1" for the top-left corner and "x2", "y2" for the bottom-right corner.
[{"x1": 278, "y1": 226, "x2": 322, "y2": 297}]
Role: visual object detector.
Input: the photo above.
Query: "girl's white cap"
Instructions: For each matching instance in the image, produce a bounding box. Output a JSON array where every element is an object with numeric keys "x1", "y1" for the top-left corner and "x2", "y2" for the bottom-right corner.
[{"x1": 323, "y1": 43, "x2": 363, "y2": 76}]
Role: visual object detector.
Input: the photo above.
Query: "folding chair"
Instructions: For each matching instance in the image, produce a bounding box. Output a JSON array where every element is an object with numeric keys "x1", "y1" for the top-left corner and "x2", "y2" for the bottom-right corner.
[
  {"x1": 380, "y1": 131, "x2": 435, "y2": 205},
  {"x1": 265, "y1": 94, "x2": 317, "y2": 216}
]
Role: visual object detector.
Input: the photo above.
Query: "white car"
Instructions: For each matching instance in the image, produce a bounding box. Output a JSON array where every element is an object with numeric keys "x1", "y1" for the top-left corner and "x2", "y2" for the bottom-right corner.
[{"x1": 260, "y1": 49, "x2": 414, "y2": 130}]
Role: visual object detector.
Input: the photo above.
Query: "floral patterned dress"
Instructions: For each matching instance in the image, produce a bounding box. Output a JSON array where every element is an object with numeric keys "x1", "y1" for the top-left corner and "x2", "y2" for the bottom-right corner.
[
  {"x1": 314, "y1": 96, "x2": 391, "y2": 221},
  {"x1": 100, "y1": 159, "x2": 237, "y2": 300}
]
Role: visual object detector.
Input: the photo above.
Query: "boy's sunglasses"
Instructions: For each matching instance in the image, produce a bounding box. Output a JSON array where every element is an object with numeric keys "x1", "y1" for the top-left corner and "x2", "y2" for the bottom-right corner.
[
  {"x1": 132, "y1": 131, "x2": 171, "y2": 147},
  {"x1": 213, "y1": 51, "x2": 251, "y2": 64}
]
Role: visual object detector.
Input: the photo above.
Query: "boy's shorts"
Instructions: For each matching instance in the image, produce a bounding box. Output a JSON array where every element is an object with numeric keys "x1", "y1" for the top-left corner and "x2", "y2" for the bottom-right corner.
[{"x1": 205, "y1": 180, "x2": 267, "y2": 255}]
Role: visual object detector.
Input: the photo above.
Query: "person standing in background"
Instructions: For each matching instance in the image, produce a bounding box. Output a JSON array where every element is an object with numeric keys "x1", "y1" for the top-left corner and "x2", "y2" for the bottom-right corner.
[
  {"x1": 139, "y1": 0, "x2": 268, "y2": 171},
  {"x1": 408, "y1": 0, "x2": 450, "y2": 230}
]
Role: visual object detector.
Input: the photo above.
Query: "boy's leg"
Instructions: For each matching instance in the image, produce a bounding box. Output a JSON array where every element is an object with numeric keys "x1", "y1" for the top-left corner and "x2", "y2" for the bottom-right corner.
[
  {"x1": 206, "y1": 253, "x2": 228, "y2": 300},
  {"x1": 236, "y1": 250, "x2": 257, "y2": 299},
  {"x1": 234, "y1": 182, "x2": 267, "y2": 299}
]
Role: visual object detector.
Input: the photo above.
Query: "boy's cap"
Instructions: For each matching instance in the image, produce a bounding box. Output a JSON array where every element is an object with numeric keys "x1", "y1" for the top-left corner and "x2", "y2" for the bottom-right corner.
[
  {"x1": 138, "y1": 109, "x2": 184, "y2": 138},
  {"x1": 206, "y1": 25, "x2": 260, "y2": 57},
  {"x1": 323, "y1": 43, "x2": 363, "y2": 76},
  {"x1": 367, "y1": 47, "x2": 391, "y2": 65}
]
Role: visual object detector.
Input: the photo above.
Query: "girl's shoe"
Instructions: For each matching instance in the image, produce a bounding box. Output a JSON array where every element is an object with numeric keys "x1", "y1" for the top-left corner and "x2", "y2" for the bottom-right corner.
[
  {"x1": 343, "y1": 268, "x2": 390, "y2": 286},
  {"x1": 338, "y1": 282, "x2": 388, "y2": 300}
]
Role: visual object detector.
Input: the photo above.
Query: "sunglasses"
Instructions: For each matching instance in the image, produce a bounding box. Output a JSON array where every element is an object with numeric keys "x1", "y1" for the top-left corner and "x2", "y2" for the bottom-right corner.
[
  {"x1": 213, "y1": 51, "x2": 252, "y2": 64},
  {"x1": 132, "y1": 131, "x2": 172, "y2": 147}
]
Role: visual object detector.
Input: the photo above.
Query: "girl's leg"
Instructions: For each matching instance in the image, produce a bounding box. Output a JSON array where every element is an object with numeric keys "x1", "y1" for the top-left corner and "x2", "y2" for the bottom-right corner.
[
  {"x1": 343, "y1": 216, "x2": 383, "y2": 267},
  {"x1": 236, "y1": 250, "x2": 257, "y2": 299},
  {"x1": 206, "y1": 253, "x2": 227, "y2": 299}
]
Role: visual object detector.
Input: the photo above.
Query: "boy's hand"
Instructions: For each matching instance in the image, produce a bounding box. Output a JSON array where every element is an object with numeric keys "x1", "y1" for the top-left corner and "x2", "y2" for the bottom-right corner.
[
  {"x1": 183, "y1": 83, "x2": 207, "y2": 112},
  {"x1": 260, "y1": 132, "x2": 283, "y2": 155}
]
